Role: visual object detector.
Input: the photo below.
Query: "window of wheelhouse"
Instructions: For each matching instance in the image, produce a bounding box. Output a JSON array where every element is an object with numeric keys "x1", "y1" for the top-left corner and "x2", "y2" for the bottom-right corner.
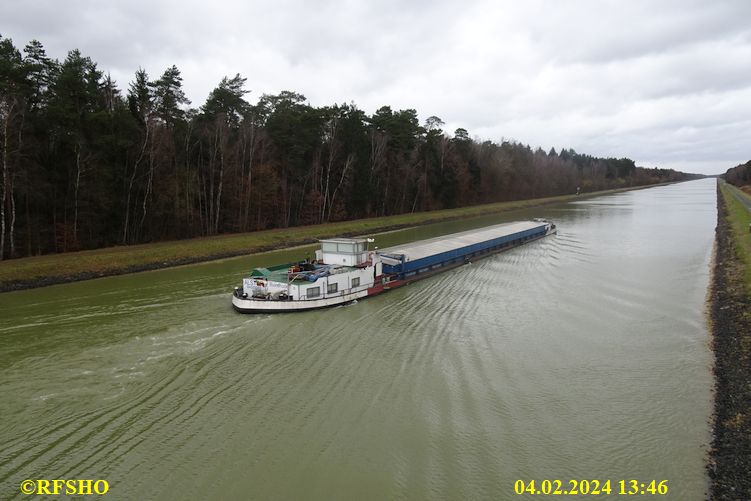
[
  {"x1": 327, "y1": 283, "x2": 338, "y2": 294},
  {"x1": 307, "y1": 287, "x2": 320, "y2": 298}
]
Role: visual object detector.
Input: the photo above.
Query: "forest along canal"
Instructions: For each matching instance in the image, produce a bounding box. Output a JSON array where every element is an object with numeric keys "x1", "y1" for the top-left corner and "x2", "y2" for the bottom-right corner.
[{"x1": 0, "y1": 179, "x2": 716, "y2": 500}]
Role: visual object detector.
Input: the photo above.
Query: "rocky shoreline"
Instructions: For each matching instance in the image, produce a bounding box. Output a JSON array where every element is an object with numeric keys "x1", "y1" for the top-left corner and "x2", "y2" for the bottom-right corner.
[{"x1": 707, "y1": 184, "x2": 751, "y2": 500}]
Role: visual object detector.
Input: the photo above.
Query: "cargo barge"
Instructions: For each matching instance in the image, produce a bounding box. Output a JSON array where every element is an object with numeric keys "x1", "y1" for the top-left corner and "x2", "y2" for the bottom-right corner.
[{"x1": 232, "y1": 219, "x2": 556, "y2": 313}]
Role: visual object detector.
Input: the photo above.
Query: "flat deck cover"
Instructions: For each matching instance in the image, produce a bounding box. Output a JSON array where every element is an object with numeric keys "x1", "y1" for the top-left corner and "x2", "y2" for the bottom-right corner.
[{"x1": 379, "y1": 220, "x2": 545, "y2": 262}]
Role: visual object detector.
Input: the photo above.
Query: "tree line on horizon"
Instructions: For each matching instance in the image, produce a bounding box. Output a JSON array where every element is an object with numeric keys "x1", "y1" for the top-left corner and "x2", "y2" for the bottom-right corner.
[
  {"x1": 0, "y1": 35, "x2": 700, "y2": 260},
  {"x1": 723, "y1": 160, "x2": 751, "y2": 188}
]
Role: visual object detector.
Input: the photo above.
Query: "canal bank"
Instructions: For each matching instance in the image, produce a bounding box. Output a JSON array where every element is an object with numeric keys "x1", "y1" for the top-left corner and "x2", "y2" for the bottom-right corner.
[
  {"x1": 708, "y1": 182, "x2": 751, "y2": 500},
  {"x1": 0, "y1": 182, "x2": 678, "y2": 293}
]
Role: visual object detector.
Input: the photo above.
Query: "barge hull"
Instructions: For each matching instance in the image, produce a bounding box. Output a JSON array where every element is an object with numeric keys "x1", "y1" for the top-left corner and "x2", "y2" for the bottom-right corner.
[
  {"x1": 380, "y1": 221, "x2": 550, "y2": 279},
  {"x1": 231, "y1": 219, "x2": 555, "y2": 313},
  {"x1": 374, "y1": 226, "x2": 552, "y2": 290},
  {"x1": 232, "y1": 289, "x2": 369, "y2": 313}
]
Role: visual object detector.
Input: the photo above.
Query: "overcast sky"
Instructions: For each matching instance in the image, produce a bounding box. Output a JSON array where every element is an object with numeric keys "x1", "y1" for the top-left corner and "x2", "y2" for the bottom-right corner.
[{"x1": 3, "y1": 0, "x2": 750, "y2": 174}]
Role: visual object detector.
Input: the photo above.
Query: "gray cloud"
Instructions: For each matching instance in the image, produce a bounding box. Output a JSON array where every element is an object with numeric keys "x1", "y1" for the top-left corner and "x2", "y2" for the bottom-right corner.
[{"x1": 2, "y1": 0, "x2": 750, "y2": 174}]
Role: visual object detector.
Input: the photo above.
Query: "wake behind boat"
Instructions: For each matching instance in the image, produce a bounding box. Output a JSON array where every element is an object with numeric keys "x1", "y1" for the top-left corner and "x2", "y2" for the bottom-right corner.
[{"x1": 231, "y1": 219, "x2": 556, "y2": 313}]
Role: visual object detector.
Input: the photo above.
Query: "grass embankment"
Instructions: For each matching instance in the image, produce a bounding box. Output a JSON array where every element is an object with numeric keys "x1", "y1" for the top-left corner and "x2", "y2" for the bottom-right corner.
[
  {"x1": 719, "y1": 183, "x2": 751, "y2": 290},
  {"x1": 708, "y1": 181, "x2": 751, "y2": 500},
  {"x1": 0, "y1": 184, "x2": 663, "y2": 292}
]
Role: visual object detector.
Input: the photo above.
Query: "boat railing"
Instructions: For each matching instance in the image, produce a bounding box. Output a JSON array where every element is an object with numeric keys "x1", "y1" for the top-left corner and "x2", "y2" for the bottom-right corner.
[
  {"x1": 237, "y1": 284, "x2": 368, "y2": 302},
  {"x1": 287, "y1": 266, "x2": 332, "y2": 282}
]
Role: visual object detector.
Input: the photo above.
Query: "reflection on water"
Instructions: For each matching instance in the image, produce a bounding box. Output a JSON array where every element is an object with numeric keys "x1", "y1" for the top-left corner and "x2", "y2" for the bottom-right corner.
[{"x1": 0, "y1": 179, "x2": 715, "y2": 500}]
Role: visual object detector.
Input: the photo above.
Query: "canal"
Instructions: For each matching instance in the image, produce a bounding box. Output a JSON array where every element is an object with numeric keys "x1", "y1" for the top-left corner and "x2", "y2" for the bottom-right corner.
[{"x1": 0, "y1": 179, "x2": 716, "y2": 499}]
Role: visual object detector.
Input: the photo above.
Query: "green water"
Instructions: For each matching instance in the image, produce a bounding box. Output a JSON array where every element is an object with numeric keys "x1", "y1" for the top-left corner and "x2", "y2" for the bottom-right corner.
[{"x1": 0, "y1": 179, "x2": 716, "y2": 500}]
